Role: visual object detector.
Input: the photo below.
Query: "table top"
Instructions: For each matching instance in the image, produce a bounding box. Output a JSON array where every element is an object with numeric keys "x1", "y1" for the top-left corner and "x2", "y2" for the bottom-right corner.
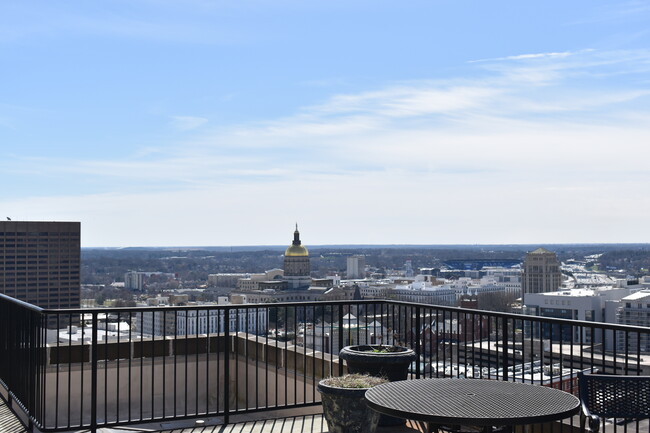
[{"x1": 365, "y1": 378, "x2": 581, "y2": 427}]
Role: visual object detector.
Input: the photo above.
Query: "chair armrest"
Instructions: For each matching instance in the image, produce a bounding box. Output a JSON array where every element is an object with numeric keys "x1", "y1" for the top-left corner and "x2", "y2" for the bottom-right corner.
[{"x1": 580, "y1": 400, "x2": 600, "y2": 433}]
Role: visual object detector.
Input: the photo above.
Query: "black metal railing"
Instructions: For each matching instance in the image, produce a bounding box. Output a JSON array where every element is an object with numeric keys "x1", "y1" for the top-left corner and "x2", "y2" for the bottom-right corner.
[{"x1": 1, "y1": 294, "x2": 650, "y2": 432}]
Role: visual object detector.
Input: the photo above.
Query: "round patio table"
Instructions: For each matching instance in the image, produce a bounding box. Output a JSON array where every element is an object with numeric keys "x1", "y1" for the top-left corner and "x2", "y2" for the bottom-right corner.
[{"x1": 365, "y1": 378, "x2": 580, "y2": 433}]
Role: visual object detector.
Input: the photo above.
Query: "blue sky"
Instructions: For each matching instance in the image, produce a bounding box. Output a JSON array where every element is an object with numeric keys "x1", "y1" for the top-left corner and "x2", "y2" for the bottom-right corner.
[{"x1": 2, "y1": 1, "x2": 650, "y2": 247}]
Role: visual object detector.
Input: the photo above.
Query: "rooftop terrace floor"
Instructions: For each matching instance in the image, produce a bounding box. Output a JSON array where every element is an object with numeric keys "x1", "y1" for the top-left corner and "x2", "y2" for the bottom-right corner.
[
  {"x1": 97, "y1": 410, "x2": 424, "y2": 433},
  {"x1": 0, "y1": 396, "x2": 423, "y2": 433},
  {"x1": 2, "y1": 393, "x2": 646, "y2": 433},
  {"x1": 0, "y1": 396, "x2": 28, "y2": 433}
]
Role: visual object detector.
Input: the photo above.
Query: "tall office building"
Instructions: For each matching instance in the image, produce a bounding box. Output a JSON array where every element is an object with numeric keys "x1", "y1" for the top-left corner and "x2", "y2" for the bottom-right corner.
[
  {"x1": 346, "y1": 256, "x2": 366, "y2": 279},
  {"x1": 0, "y1": 221, "x2": 81, "y2": 309},
  {"x1": 521, "y1": 248, "x2": 562, "y2": 300}
]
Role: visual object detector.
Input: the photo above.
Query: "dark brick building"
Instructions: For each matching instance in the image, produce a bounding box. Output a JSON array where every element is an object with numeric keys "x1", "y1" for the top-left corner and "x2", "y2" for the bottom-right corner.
[{"x1": 0, "y1": 221, "x2": 80, "y2": 309}]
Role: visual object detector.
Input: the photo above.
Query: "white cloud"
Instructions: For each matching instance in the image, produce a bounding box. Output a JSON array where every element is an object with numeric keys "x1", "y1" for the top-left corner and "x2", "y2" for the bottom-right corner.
[
  {"x1": 468, "y1": 50, "x2": 583, "y2": 63},
  {"x1": 5, "y1": 49, "x2": 650, "y2": 245},
  {"x1": 5, "y1": 164, "x2": 650, "y2": 246},
  {"x1": 305, "y1": 85, "x2": 501, "y2": 118}
]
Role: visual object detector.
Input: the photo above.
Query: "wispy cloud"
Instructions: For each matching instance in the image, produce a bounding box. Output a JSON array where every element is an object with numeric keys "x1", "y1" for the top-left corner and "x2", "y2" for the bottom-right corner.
[
  {"x1": 4, "y1": 48, "x2": 650, "y2": 245},
  {"x1": 7, "y1": 49, "x2": 650, "y2": 183},
  {"x1": 306, "y1": 86, "x2": 502, "y2": 118},
  {"x1": 468, "y1": 50, "x2": 586, "y2": 63}
]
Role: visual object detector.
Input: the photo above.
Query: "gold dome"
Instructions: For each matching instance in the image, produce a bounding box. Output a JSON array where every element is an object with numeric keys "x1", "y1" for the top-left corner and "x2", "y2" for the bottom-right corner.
[
  {"x1": 285, "y1": 225, "x2": 309, "y2": 257},
  {"x1": 285, "y1": 244, "x2": 309, "y2": 257}
]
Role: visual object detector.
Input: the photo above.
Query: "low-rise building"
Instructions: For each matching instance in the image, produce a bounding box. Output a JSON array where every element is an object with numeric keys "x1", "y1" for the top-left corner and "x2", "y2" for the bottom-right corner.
[
  {"x1": 208, "y1": 273, "x2": 249, "y2": 288},
  {"x1": 523, "y1": 286, "x2": 637, "y2": 350},
  {"x1": 389, "y1": 282, "x2": 456, "y2": 306},
  {"x1": 236, "y1": 269, "x2": 284, "y2": 291},
  {"x1": 136, "y1": 297, "x2": 268, "y2": 337},
  {"x1": 300, "y1": 313, "x2": 391, "y2": 354},
  {"x1": 617, "y1": 290, "x2": 650, "y2": 353}
]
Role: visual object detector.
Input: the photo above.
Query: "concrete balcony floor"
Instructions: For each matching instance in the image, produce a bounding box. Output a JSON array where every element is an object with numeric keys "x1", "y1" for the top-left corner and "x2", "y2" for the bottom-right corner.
[
  {"x1": 92, "y1": 405, "x2": 425, "y2": 433},
  {"x1": 101, "y1": 415, "x2": 423, "y2": 433},
  {"x1": 2, "y1": 396, "x2": 647, "y2": 433},
  {"x1": 0, "y1": 397, "x2": 27, "y2": 433},
  {"x1": 0, "y1": 398, "x2": 423, "y2": 433}
]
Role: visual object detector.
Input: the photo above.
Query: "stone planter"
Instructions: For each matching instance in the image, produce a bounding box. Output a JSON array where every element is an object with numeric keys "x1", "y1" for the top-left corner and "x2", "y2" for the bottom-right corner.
[
  {"x1": 339, "y1": 345, "x2": 416, "y2": 426},
  {"x1": 317, "y1": 375, "x2": 386, "y2": 433},
  {"x1": 340, "y1": 344, "x2": 416, "y2": 381}
]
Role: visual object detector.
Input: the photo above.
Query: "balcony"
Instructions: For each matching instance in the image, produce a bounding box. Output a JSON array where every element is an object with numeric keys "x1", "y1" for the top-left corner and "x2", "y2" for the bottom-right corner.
[{"x1": 1, "y1": 294, "x2": 650, "y2": 433}]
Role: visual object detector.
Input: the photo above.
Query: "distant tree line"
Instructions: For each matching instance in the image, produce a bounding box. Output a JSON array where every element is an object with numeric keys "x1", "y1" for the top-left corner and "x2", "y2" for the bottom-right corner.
[{"x1": 81, "y1": 244, "x2": 650, "y2": 286}]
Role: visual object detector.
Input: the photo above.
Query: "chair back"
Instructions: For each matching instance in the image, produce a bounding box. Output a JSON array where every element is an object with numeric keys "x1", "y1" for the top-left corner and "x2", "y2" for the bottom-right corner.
[{"x1": 579, "y1": 372, "x2": 650, "y2": 419}]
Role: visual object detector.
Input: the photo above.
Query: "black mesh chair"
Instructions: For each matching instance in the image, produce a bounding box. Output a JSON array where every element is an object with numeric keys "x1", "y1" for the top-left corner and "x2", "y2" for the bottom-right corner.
[{"x1": 578, "y1": 372, "x2": 650, "y2": 432}]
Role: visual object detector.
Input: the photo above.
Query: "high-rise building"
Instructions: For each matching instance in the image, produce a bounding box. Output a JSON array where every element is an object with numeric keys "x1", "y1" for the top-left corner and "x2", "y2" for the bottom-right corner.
[
  {"x1": 404, "y1": 260, "x2": 414, "y2": 278},
  {"x1": 124, "y1": 271, "x2": 145, "y2": 291},
  {"x1": 346, "y1": 255, "x2": 366, "y2": 279},
  {"x1": 521, "y1": 248, "x2": 562, "y2": 300},
  {"x1": 283, "y1": 225, "x2": 311, "y2": 290},
  {"x1": 0, "y1": 221, "x2": 81, "y2": 309}
]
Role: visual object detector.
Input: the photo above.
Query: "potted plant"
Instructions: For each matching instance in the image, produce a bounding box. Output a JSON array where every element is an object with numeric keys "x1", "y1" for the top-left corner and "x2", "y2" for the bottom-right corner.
[
  {"x1": 339, "y1": 344, "x2": 416, "y2": 425},
  {"x1": 317, "y1": 373, "x2": 389, "y2": 433},
  {"x1": 339, "y1": 344, "x2": 416, "y2": 381}
]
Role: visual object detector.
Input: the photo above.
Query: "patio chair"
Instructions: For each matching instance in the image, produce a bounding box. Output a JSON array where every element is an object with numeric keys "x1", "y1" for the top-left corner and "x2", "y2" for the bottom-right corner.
[{"x1": 578, "y1": 371, "x2": 650, "y2": 433}]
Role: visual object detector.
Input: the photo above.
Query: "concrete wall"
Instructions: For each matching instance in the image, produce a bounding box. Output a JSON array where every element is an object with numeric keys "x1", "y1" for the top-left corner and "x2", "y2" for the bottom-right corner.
[{"x1": 38, "y1": 333, "x2": 340, "y2": 430}]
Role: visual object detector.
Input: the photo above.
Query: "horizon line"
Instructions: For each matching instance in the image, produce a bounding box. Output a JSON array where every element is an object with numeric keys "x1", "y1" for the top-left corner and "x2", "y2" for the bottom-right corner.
[{"x1": 81, "y1": 242, "x2": 650, "y2": 250}]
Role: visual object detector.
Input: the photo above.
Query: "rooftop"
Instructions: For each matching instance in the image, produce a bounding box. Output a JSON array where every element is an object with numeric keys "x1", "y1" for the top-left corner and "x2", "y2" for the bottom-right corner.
[
  {"x1": 622, "y1": 290, "x2": 650, "y2": 301},
  {"x1": 0, "y1": 399, "x2": 425, "y2": 433},
  {"x1": 529, "y1": 248, "x2": 555, "y2": 255}
]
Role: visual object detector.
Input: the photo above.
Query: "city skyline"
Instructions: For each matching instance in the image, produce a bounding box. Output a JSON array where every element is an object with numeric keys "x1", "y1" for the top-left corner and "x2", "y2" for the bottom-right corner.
[{"x1": 2, "y1": 2, "x2": 650, "y2": 247}]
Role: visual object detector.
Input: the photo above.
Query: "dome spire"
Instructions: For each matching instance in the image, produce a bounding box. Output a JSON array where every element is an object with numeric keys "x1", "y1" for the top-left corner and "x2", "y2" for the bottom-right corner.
[
  {"x1": 285, "y1": 224, "x2": 308, "y2": 257},
  {"x1": 293, "y1": 224, "x2": 301, "y2": 246}
]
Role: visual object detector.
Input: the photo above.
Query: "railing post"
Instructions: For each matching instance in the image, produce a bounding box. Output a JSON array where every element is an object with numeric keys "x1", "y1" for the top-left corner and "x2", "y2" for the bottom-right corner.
[
  {"x1": 501, "y1": 316, "x2": 508, "y2": 381},
  {"x1": 415, "y1": 305, "x2": 421, "y2": 378},
  {"x1": 28, "y1": 310, "x2": 35, "y2": 432},
  {"x1": 338, "y1": 305, "x2": 344, "y2": 376},
  {"x1": 91, "y1": 312, "x2": 98, "y2": 433},
  {"x1": 224, "y1": 306, "x2": 230, "y2": 424}
]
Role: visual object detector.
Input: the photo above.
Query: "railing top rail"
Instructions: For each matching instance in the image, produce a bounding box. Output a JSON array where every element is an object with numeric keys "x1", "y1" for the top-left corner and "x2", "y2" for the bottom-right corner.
[
  {"x1": 383, "y1": 299, "x2": 650, "y2": 333},
  {"x1": 3, "y1": 293, "x2": 650, "y2": 335},
  {"x1": 0, "y1": 292, "x2": 44, "y2": 313},
  {"x1": 34, "y1": 298, "x2": 387, "y2": 314}
]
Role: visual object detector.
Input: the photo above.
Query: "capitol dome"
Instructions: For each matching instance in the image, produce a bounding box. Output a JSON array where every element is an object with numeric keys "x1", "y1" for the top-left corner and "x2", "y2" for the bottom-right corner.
[
  {"x1": 285, "y1": 226, "x2": 309, "y2": 257},
  {"x1": 285, "y1": 243, "x2": 309, "y2": 256}
]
